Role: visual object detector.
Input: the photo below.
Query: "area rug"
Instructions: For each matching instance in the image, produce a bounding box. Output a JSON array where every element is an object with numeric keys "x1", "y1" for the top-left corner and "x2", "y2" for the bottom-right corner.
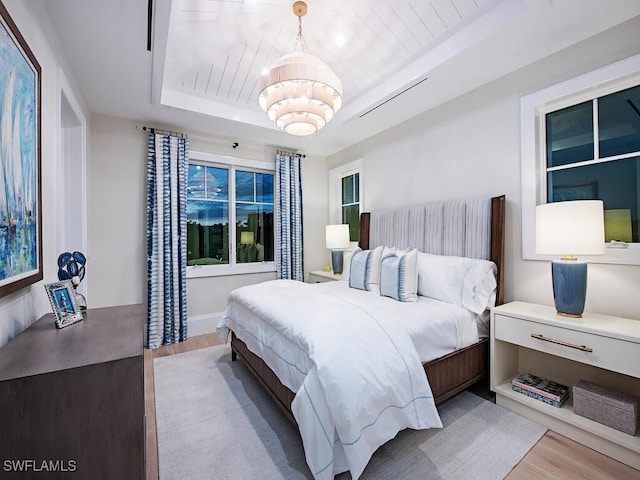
[{"x1": 154, "y1": 345, "x2": 546, "y2": 480}]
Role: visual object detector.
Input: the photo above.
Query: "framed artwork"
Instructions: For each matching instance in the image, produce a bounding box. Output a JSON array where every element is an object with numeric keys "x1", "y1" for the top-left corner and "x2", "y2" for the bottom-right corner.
[
  {"x1": 45, "y1": 280, "x2": 83, "y2": 329},
  {"x1": 0, "y1": 2, "x2": 42, "y2": 299},
  {"x1": 552, "y1": 182, "x2": 597, "y2": 202}
]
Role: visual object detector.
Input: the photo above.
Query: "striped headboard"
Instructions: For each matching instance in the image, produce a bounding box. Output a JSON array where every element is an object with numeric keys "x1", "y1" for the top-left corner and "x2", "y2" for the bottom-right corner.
[{"x1": 358, "y1": 195, "x2": 505, "y2": 305}]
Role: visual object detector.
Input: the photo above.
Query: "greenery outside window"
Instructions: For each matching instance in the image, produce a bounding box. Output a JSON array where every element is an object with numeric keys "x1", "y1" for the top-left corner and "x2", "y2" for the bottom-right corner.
[
  {"x1": 521, "y1": 54, "x2": 640, "y2": 265},
  {"x1": 342, "y1": 172, "x2": 360, "y2": 242},
  {"x1": 186, "y1": 152, "x2": 275, "y2": 277},
  {"x1": 329, "y1": 159, "x2": 363, "y2": 244}
]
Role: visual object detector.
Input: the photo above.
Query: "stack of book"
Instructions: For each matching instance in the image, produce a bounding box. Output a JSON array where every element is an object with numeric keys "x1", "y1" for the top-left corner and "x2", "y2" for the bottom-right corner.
[{"x1": 511, "y1": 372, "x2": 569, "y2": 408}]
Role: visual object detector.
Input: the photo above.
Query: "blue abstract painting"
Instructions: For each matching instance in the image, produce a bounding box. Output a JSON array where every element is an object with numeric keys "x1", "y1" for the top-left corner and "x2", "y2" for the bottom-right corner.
[{"x1": 0, "y1": 3, "x2": 41, "y2": 298}]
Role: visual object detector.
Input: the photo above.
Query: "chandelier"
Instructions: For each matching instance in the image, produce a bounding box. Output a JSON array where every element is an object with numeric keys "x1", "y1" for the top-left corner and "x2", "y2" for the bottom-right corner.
[{"x1": 258, "y1": 1, "x2": 343, "y2": 137}]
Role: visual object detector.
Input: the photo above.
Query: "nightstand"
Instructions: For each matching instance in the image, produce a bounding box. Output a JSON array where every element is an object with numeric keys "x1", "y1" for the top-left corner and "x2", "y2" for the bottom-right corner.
[
  {"x1": 308, "y1": 270, "x2": 343, "y2": 283},
  {"x1": 490, "y1": 301, "x2": 640, "y2": 469}
]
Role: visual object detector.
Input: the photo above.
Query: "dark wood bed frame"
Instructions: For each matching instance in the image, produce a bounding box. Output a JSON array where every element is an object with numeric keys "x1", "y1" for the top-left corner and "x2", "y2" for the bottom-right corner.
[{"x1": 231, "y1": 195, "x2": 505, "y2": 426}]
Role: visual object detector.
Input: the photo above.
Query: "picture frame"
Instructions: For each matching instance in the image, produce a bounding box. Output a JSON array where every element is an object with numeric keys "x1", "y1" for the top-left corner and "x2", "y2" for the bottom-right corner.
[
  {"x1": 45, "y1": 280, "x2": 83, "y2": 329},
  {"x1": 0, "y1": 2, "x2": 43, "y2": 299}
]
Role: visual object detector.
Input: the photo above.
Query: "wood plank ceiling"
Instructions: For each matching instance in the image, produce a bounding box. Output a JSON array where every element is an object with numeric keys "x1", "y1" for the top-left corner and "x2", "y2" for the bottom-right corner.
[{"x1": 163, "y1": 0, "x2": 493, "y2": 109}]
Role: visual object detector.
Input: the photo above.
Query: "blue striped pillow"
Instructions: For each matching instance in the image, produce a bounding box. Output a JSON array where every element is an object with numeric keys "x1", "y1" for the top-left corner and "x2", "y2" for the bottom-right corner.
[
  {"x1": 379, "y1": 249, "x2": 418, "y2": 302},
  {"x1": 348, "y1": 248, "x2": 371, "y2": 290}
]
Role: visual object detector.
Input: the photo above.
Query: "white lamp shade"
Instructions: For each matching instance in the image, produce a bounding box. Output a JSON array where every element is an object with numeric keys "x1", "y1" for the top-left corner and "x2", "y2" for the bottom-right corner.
[
  {"x1": 536, "y1": 200, "x2": 605, "y2": 256},
  {"x1": 325, "y1": 224, "x2": 350, "y2": 249},
  {"x1": 258, "y1": 52, "x2": 343, "y2": 136}
]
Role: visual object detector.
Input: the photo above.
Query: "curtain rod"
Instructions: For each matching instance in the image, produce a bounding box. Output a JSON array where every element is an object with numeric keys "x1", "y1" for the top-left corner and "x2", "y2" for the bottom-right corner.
[
  {"x1": 277, "y1": 149, "x2": 306, "y2": 158},
  {"x1": 138, "y1": 126, "x2": 304, "y2": 156},
  {"x1": 138, "y1": 125, "x2": 188, "y2": 139}
]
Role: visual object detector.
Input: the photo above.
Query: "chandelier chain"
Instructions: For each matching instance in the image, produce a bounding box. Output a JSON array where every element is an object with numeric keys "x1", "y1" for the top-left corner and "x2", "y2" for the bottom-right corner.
[{"x1": 293, "y1": 16, "x2": 308, "y2": 52}]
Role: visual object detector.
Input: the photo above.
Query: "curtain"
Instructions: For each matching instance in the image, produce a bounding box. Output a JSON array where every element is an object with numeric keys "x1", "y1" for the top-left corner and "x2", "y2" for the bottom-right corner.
[
  {"x1": 146, "y1": 132, "x2": 188, "y2": 348},
  {"x1": 275, "y1": 153, "x2": 304, "y2": 281}
]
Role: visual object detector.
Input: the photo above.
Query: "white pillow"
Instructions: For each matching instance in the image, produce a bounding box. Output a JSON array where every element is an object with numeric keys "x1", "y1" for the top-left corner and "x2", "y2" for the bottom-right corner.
[
  {"x1": 417, "y1": 252, "x2": 497, "y2": 314},
  {"x1": 379, "y1": 249, "x2": 418, "y2": 302}
]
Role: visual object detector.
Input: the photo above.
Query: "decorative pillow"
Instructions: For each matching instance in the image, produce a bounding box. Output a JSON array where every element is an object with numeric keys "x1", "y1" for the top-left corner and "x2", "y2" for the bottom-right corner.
[
  {"x1": 340, "y1": 249, "x2": 354, "y2": 281},
  {"x1": 417, "y1": 252, "x2": 497, "y2": 313},
  {"x1": 379, "y1": 249, "x2": 418, "y2": 302},
  {"x1": 365, "y1": 246, "x2": 384, "y2": 293},
  {"x1": 348, "y1": 246, "x2": 385, "y2": 292},
  {"x1": 348, "y1": 248, "x2": 371, "y2": 290}
]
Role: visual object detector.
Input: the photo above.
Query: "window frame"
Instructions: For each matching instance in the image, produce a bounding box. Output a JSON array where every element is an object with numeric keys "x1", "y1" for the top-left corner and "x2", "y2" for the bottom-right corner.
[
  {"x1": 521, "y1": 53, "x2": 640, "y2": 265},
  {"x1": 187, "y1": 151, "x2": 276, "y2": 278},
  {"x1": 329, "y1": 159, "x2": 363, "y2": 246}
]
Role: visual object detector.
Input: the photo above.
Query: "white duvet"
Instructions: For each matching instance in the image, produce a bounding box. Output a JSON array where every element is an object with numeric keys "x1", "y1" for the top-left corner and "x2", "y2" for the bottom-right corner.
[
  {"x1": 318, "y1": 280, "x2": 485, "y2": 359},
  {"x1": 218, "y1": 279, "x2": 442, "y2": 480}
]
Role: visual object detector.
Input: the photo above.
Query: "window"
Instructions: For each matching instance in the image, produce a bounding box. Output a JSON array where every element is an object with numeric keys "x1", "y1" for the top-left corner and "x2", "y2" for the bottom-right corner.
[
  {"x1": 187, "y1": 152, "x2": 275, "y2": 277},
  {"x1": 545, "y1": 86, "x2": 640, "y2": 243},
  {"x1": 235, "y1": 170, "x2": 274, "y2": 264},
  {"x1": 341, "y1": 172, "x2": 360, "y2": 241},
  {"x1": 521, "y1": 54, "x2": 640, "y2": 265},
  {"x1": 329, "y1": 159, "x2": 363, "y2": 243},
  {"x1": 187, "y1": 164, "x2": 229, "y2": 265}
]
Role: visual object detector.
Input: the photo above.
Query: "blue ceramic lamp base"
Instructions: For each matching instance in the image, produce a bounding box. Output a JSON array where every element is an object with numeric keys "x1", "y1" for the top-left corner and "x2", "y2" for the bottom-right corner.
[
  {"x1": 551, "y1": 260, "x2": 588, "y2": 318},
  {"x1": 331, "y1": 250, "x2": 344, "y2": 274}
]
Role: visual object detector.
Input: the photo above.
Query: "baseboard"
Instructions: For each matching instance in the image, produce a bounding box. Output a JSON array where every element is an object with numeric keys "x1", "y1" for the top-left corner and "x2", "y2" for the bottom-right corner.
[{"x1": 188, "y1": 312, "x2": 223, "y2": 337}]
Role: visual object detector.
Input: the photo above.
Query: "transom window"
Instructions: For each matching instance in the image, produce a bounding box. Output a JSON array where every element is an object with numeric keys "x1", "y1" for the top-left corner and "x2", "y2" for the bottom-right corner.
[{"x1": 186, "y1": 152, "x2": 275, "y2": 277}]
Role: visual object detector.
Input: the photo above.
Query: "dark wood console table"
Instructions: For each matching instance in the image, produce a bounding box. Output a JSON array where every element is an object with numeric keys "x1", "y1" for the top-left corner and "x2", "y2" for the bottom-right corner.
[{"x1": 0, "y1": 303, "x2": 145, "y2": 479}]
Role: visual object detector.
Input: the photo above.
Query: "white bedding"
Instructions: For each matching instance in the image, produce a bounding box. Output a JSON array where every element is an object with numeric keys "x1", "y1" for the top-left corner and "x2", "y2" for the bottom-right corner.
[
  {"x1": 319, "y1": 280, "x2": 486, "y2": 361},
  {"x1": 218, "y1": 280, "x2": 443, "y2": 480}
]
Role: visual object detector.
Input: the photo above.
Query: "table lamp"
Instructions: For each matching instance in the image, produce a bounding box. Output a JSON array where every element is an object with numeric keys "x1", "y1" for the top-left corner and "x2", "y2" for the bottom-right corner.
[
  {"x1": 325, "y1": 224, "x2": 350, "y2": 274},
  {"x1": 536, "y1": 200, "x2": 604, "y2": 317}
]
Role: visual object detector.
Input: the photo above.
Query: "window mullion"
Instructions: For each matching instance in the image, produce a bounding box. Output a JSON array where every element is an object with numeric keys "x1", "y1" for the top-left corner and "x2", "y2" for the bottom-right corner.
[
  {"x1": 593, "y1": 99, "x2": 600, "y2": 160},
  {"x1": 203, "y1": 165, "x2": 208, "y2": 199},
  {"x1": 229, "y1": 166, "x2": 236, "y2": 267}
]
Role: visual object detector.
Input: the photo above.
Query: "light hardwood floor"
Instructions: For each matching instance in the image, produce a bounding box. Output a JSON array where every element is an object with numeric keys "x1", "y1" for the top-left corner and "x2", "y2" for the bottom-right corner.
[{"x1": 144, "y1": 333, "x2": 640, "y2": 480}]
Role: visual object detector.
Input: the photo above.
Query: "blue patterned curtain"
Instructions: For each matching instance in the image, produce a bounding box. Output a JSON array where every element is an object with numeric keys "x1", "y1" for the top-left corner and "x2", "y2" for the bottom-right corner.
[
  {"x1": 275, "y1": 153, "x2": 304, "y2": 281},
  {"x1": 146, "y1": 132, "x2": 188, "y2": 348}
]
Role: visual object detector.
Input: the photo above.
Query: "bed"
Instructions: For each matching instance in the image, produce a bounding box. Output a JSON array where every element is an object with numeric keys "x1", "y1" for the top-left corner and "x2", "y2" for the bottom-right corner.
[{"x1": 218, "y1": 194, "x2": 505, "y2": 479}]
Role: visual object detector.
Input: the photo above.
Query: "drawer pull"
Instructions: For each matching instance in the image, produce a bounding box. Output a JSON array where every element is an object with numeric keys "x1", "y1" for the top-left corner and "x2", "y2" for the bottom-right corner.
[{"x1": 530, "y1": 333, "x2": 593, "y2": 352}]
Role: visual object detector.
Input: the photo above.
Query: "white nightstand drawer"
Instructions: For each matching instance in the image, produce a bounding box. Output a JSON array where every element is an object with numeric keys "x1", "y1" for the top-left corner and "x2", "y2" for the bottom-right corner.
[
  {"x1": 494, "y1": 313, "x2": 640, "y2": 378},
  {"x1": 308, "y1": 271, "x2": 343, "y2": 283}
]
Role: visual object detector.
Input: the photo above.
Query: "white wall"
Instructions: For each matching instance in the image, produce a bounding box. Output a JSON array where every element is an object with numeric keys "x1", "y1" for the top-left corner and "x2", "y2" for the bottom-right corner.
[
  {"x1": 88, "y1": 115, "x2": 146, "y2": 307},
  {"x1": 87, "y1": 114, "x2": 329, "y2": 333},
  {"x1": 0, "y1": 1, "x2": 90, "y2": 346},
  {"x1": 328, "y1": 17, "x2": 640, "y2": 321}
]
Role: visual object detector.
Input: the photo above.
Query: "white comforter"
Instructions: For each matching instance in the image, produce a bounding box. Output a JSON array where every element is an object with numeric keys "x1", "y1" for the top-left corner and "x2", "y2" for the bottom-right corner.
[{"x1": 218, "y1": 280, "x2": 442, "y2": 480}]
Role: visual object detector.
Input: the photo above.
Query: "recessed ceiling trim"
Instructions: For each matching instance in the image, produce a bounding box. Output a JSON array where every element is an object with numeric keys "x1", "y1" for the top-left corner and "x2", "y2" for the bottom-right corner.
[
  {"x1": 147, "y1": 0, "x2": 153, "y2": 51},
  {"x1": 359, "y1": 76, "x2": 429, "y2": 118}
]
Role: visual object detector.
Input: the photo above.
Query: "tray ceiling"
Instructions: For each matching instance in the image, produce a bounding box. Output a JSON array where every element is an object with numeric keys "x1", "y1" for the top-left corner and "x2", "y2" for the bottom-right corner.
[{"x1": 40, "y1": 0, "x2": 640, "y2": 156}]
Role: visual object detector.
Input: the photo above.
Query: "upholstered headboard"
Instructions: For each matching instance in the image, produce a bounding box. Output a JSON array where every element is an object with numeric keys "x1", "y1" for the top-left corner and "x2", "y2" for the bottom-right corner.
[{"x1": 359, "y1": 195, "x2": 505, "y2": 305}]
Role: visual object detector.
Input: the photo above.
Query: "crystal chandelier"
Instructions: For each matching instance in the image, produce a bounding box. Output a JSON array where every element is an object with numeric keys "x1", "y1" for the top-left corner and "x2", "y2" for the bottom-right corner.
[{"x1": 258, "y1": 1, "x2": 343, "y2": 137}]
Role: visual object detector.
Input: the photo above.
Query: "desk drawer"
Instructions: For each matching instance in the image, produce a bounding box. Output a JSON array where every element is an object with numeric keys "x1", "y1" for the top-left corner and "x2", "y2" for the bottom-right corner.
[{"x1": 494, "y1": 314, "x2": 640, "y2": 378}]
